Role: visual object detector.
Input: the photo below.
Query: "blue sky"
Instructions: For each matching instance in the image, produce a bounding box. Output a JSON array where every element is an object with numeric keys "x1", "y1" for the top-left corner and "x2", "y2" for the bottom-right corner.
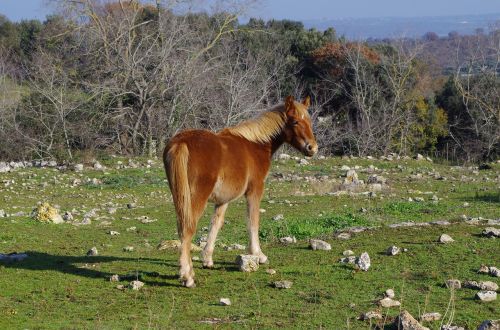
[{"x1": 1, "y1": 0, "x2": 500, "y2": 22}]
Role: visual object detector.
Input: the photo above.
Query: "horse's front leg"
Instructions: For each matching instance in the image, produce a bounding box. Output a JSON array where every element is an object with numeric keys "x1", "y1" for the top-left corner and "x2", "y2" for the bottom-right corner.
[
  {"x1": 246, "y1": 184, "x2": 268, "y2": 264},
  {"x1": 202, "y1": 203, "x2": 228, "y2": 268}
]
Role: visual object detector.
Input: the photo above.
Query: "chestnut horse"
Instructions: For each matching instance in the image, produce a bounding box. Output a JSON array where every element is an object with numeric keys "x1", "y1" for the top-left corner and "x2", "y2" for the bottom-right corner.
[{"x1": 163, "y1": 96, "x2": 318, "y2": 287}]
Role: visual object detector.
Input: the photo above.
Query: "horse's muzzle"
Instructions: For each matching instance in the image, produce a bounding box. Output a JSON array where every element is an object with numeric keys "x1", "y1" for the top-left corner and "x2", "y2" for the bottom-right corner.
[{"x1": 303, "y1": 142, "x2": 318, "y2": 157}]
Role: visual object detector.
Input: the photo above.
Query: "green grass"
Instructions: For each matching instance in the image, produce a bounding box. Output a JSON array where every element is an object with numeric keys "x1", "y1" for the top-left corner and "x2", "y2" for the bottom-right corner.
[{"x1": 0, "y1": 156, "x2": 499, "y2": 329}]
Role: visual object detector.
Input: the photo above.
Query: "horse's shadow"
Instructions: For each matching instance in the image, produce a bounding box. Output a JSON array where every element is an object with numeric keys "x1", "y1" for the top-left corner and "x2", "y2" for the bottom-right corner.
[{"x1": 1, "y1": 251, "x2": 180, "y2": 286}]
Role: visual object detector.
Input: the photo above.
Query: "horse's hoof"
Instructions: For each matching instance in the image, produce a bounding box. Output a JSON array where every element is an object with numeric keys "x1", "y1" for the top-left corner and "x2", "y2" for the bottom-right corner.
[
  {"x1": 182, "y1": 278, "x2": 196, "y2": 288},
  {"x1": 258, "y1": 254, "x2": 268, "y2": 264},
  {"x1": 202, "y1": 262, "x2": 214, "y2": 269}
]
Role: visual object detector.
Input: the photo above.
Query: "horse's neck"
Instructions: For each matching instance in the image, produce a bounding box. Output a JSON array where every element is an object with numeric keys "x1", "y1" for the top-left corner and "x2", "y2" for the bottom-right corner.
[{"x1": 270, "y1": 132, "x2": 286, "y2": 155}]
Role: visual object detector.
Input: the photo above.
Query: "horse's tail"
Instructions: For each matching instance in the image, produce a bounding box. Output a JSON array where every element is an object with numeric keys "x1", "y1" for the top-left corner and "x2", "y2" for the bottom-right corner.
[{"x1": 164, "y1": 143, "x2": 193, "y2": 235}]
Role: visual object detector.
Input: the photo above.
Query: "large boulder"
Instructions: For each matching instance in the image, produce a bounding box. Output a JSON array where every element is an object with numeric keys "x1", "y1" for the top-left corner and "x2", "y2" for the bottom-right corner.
[{"x1": 32, "y1": 203, "x2": 64, "y2": 224}]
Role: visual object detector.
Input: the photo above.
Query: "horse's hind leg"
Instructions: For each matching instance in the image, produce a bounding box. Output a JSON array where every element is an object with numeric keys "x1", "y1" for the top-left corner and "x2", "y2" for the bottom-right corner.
[
  {"x1": 179, "y1": 226, "x2": 196, "y2": 287},
  {"x1": 202, "y1": 203, "x2": 228, "y2": 268}
]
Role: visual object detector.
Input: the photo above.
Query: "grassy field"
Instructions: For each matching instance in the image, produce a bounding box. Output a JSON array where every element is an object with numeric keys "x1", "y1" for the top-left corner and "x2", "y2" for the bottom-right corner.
[{"x1": 0, "y1": 156, "x2": 499, "y2": 329}]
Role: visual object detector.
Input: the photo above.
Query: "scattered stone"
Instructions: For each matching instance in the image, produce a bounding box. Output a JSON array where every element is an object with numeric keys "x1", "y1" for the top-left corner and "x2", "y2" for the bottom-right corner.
[
  {"x1": 279, "y1": 236, "x2": 297, "y2": 244},
  {"x1": 298, "y1": 158, "x2": 309, "y2": 166},
  {"x1": 439, "y1": 234, "x2": 454, "y2": 243},
  {"x1": 225, "y1": 243, "x2": 246, "y2": 251},
  {"x1": 157, "y1": 240, "x2": 181, "y2": 250},
  {"x1": 359, "y1": 311, "x2": 383, "y2": 320},
  {"x1": 386, "y1": 245, "x2": 400, "y2": 256},
  {"x1": 74, "y1": 163, "x2": 84, "y2": 172},
  {"x1": 273, "y1": 280, "x2": 293, "y2": 289},
  {"x1": 340, "y1": 256, "x2": 356, "y2": 264},
  {"x1": 108, "y1": 231, "x2": 120, "y2": 236},
  {"x1": 367, "y1": 174, "x2": 387, "y2": 185},
  {"x1": 32, "y1": 202, "x2": 64, "y2": 224},
  {"x1": 356, "y1": 252, "x2": 371, "y2": 271},
  {"x1": 476, "y1": 291, "x2": 497, "y2": 302},
  {"x1": 62, "y1": 211, "x2": 73, "y2": 221},
  {"x1": 477, "y1": 320, "x2": 500, "y2": 330},
  {"x1": 278, "y1": 153, "x2": 290, "y2": 160},
  {"x1": 272, "y1": 214, "x2": 284, "y2": 221},
  {"x1": 378, "y1": 297, "x2": 401, "y2": 308},
  {"x1": 116, "y1": 285, "x2": 125, "y2": 290},
  {"x1": 336, "y1": 232, "x2": 351, "y2": 240},
  {"x1": 309, "y1": 239, "x2": 331, "y2": 251},
  {"x1": 93, "y1": 162, "x2": 104, "y2": 170},
  {"x1": 129, "y1": 280, "x2": 144, "y2": 291},
  {"x1": 478, "y1": 265, "x2": 490, "y2": 274},
  {"x1": 441, "y1": 325, "x2": 465, "y2": 330},
  {"x1": 0, "y1": 209, "x2": 6, "y2": 218},
  {"x1": 343, "y1": 169, "x2": 361, "y2": 185},
  {"x1": 87, "y1": 247, "x2": 98, "y2": 256},
  {"x1": 109, "y1": 274, "x2": 120, "y2": 282},
  {"x1": 235, "y1": 255, "x2": 259, "y2": 272},
  {"x1": 446, "y1": 279, "x2": 461, "y2": 289},
  {"x1": 123, "y1": 246, "x2": 134, "y2": 252},
  {"x1": 385, "y1": 288, "x2": 395, "y2": 298},
  {"x1": 343, "y1": 250, "x2": 355, "y2": 256},
  {"x1": 482, "y1": 227, "x2": 500, "y2": 238},
  {"x1": 395, "y1": 310, "x2": 430, "y2": 330},
  {"x1": 219, "y1": 298, "x2": 231, "y2": 306},
  {"x1": 420, "y1": 312, "x2": 442, "y2": 322},
  {"x1": 107, "y1": 208, "x2": 117, "y2": 215},
  {"x1": 266, "y1": 269, "x2": 276, "y2": 275},
  {"x1": 463, "y1": 281, "x2": 499, "y2": 291},
  {"x1": 126, "y1": 226, "x2": 137, "y2": 232},
  {"x1": 489, "y1": 267, "x2": 500, "y2": 277},
  {"x1": 127, "y1": 203, "x2": 136, "y2": 209},
  {"x1": 463, "y1": 202, "x2": 470, "y2": 207}
]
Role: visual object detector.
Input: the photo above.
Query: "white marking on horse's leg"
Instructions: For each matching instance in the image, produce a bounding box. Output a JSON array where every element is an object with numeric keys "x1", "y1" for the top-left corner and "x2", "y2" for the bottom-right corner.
[
  {"x1": 179, "y1": 232, "x2": 195, "y2": 288},
  {"x1": 246, "y1": 186, "x2": 268, "y2": 264},
  {"x1": 202, "y1": 203, "x2": 228, "y2": 268}
]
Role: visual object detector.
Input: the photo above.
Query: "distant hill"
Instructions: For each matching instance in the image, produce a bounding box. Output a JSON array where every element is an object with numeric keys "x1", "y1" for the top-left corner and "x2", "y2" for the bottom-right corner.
[{"x1": 303, "y1": 13, "x2": 500, "y2": 39}]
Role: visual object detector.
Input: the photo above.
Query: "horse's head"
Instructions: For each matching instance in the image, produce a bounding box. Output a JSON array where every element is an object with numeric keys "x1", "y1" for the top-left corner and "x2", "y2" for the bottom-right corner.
[{"x1": 283, "y1": 95, "x2": 318, "y2": 157}]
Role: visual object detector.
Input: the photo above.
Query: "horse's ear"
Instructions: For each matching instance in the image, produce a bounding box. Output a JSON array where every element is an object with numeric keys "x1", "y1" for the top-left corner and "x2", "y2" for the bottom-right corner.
[
  {"x1": 285, "y1": 95, "x2": 296, "y2": 116},
  {"x1": 302, "y1": 96, "x2": 311, "y2": 108}
]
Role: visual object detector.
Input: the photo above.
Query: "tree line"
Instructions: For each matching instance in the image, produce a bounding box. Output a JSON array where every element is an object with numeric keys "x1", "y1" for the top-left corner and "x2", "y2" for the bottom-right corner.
[{"x1": 0, "y1": 1, "x2": 498, "y2": 163}]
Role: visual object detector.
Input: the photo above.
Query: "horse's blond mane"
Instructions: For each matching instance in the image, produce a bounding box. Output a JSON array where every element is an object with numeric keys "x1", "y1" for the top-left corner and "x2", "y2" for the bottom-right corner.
[{"x1": 224, "y1": 102, "x2": 310, "y2": 143}]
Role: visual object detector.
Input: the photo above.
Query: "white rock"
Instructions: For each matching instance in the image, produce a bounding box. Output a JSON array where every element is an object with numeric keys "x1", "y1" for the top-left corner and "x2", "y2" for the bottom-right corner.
[
  {"x1": 420, "y1": 312, "x2": 441, "y2": 322},
  {"x1": 74, "y1": 164, "x2": 84, "y2": 172},
  {"x1": 489, "y1": 267, "x2": 500, "y2": 277},
  {"x1": 386, "y1": 246, "x2": 400, "y2": 256},
  {"x1": 477, "y1": 320, "x2": 500, "y2": 330},
  {"x1": 266, "y1": 269, "x2": 276, "y2": 275},
  {"x1": 278, "y1": 153, "x2": 290, "y2": 160},
  {"x1": 123, "y1": 246, "x2": 134, "y2": 252},
  {"x1": 379, "y1": 297, "x2": 401, "y2": 308},
  {"x1": 445, "y1": 279, "x2": 461, "y2": 289},
  {"x1": 109, "y1": 274, "x2": 120, "y2": 282},
  {"x1": 385, "y1": 288, "x2": 395, "y2": 298},
  {"x1": 309, "y1": 239, "x2": 331, "y2": 251},
  {"x1": 274, "y1": 280, "x2": 293, "y2": 289},
  {"x1": 483, "y1": 227, "x2": 500, "y2": 238},
  {"x1": 219, "y1": 298, "x2": 231, "y2": 306},
  {"x1": 360, "y1": 311, "x2": 382, "y2": 320},
  {"x1": 87, "y1": 247, "x2": 98, "y2": 256},
  {"x1": 395, "y1": 310, "x2": 430, "y2": 330},
  {"x1": 476, "y1": 291, "x2": 497, "y2": 302},
  {"x1": 439, "y1": 234, "x2": 454, "y2": 243},
  {"x1": 343, "y1": 250, "x2": 355, "y2": 256},
  {"x1": 129, "y1": 280, "x2": 144, "y2": 291},
  {"x1": 279, "y1": 236, "x2": 297, "y2": 244},
  {"x1": 272, "y1": 214, "x2": 284, "y2": 221},
  {"x1": 235, "y1": 255, "x2": 259, "y2": 272},
  {"x1": 356, "y1": 252, "x2": 370, "y2": 271},
  {"x1": 108, "y1": 231, "x2": 120, "y2": 236},
  {"x1": 336, "y1": 232, "x2": 351, "y2": 240}
]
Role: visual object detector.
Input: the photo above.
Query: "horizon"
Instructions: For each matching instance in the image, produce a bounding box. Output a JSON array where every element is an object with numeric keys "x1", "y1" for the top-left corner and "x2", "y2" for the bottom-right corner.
[{"x1": 1, "y1": 0, "x2": 500, "y2": 22}]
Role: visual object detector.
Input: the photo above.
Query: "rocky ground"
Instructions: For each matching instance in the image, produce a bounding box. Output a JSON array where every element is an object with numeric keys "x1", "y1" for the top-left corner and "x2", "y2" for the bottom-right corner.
[{"x1": 0, "y1": 155, "x2": 498, "y2": 329}]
